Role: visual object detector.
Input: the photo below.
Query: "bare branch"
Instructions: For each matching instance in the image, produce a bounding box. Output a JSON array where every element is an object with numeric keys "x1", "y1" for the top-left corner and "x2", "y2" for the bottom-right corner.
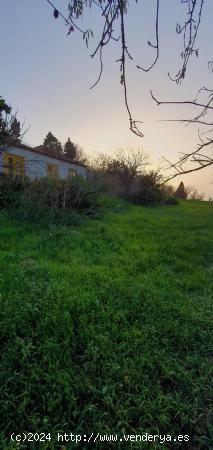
[
  {"x1": 44, "y1": 0, "x2": 213, "y2": 177},
  {"x1": 137, "y1": 0, "x2": 160, "y2": 72},
  {"x1": 119, "y1": 0, "x2": 144, "y2": 137},
  {"x1": 152, "y1": 87, "x2": 213, "y2": 179},
  {"x1": 150, "y1": 90, "x2": 213, "y2": 111},
  {"x1": 169, "y1": 0, "x2": 204, "y2": 83}
]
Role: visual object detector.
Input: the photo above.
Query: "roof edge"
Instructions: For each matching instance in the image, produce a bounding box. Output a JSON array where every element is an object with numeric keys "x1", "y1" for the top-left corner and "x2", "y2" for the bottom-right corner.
[{"x1": 3, "y1": 143, "x2": 87, "y2": 168}]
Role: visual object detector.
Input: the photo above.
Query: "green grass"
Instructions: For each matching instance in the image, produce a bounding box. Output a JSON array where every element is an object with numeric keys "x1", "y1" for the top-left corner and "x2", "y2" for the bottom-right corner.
[{"x1": 0, "y1": 199, "x2": 212, "y2": 449}]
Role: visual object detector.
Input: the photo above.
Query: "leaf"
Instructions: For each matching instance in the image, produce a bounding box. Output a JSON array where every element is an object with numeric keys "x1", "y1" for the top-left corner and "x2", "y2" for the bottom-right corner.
[
  {"x1": 54, "y1": 9, "x2": 59, "y2": 19},
  {"x1": 102, "y1": 385, "x2": 108, "y2": 395},
  {"x1": 67, "y1": 26, "x2": 74, "y2": 36}
]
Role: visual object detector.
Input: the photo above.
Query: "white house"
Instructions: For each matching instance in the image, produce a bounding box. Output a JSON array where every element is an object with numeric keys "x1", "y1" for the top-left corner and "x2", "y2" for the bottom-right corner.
[{"x1": 0, "y1": 143, "x2": 87, "y2": 179}]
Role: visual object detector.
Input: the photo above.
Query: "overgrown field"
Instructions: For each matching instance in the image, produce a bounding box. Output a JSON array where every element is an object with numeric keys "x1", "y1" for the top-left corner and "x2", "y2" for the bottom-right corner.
[{"x1": 0, "y1": 199, "x2": 212, "y2": 449}]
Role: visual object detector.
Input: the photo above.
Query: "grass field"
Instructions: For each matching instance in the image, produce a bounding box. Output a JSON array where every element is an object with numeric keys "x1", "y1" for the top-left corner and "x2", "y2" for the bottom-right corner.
[{"x1": 0, "y1": 199, "x2": 212, "y2": 449}]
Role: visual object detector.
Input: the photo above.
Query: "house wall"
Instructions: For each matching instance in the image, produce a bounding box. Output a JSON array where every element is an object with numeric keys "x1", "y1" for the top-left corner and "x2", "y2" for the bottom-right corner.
[{"x1": 0, "y1": 146, "x2": 87, "y2": 179}]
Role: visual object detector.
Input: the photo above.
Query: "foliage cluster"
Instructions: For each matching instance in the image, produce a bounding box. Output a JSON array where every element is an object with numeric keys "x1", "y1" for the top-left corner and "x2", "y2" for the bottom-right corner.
[
  {"x1": 0, "y1": 201, "x2": 212, "y2": 449},
  {"x1": 0, "y1": 175, "x2": 99, "y2": 226},
  {"x1": 43, "y1": 131, "x2": 63, "y2": 155},
  {"x1": 41, "y1": 132, "x2": 87, "y2": 164},
  {"x1": 0, "y1": 174, "x2": 27, "y2": 209},
  {"x1": 89, "y1": 149, "x2": 179, "y2": 206},
  {"x1": 129, "y1": 172, "x2": 179, "y2": 206},
  {"x1": 174, "y1": 181, "x2": 187, "y2": 200},
  {"x1": 0, "y1": 97, "x2": 22, "y2": 147}
]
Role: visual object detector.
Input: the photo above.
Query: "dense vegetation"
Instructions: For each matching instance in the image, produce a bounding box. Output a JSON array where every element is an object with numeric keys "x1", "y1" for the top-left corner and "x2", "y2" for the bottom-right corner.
[
  {"x1": 0, "y1": 175, "x2": 99, "y2": 226},
  {"x1": 0, "y1": 199, "x2": 212, "y2": 449}
]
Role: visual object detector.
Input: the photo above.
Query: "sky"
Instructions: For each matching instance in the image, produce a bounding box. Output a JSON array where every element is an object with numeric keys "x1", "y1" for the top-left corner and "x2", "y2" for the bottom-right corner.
[{"x1": 0, "y1": 0, "x2": 213, "y2": 197}]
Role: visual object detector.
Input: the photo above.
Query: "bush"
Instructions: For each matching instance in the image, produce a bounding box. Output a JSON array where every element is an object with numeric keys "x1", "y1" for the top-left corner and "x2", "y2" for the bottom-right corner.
[
  {"x1": 163, "y1": 195, "x2": 179, "y2": 205},
  {"x1": 129, "y1": 172, "x2": 164, "y2": 206},
  {"x1": 0, "y1": 174, "x2": 28, "y2": 208},
  {"x1": 0, "y1": 175, "x2": 100, "y2": 225},
  {"x1": 21, "y1": 177, "x2": 99, "y2": 210},
  {"x1": 127, "y1": 173, "x2": 179, "y2": 207}
]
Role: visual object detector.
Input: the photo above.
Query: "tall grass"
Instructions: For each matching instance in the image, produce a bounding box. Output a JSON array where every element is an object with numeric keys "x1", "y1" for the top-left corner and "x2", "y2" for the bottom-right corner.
[{"x1": 0, "y1": 200, "x2": 212, "y2": 449}]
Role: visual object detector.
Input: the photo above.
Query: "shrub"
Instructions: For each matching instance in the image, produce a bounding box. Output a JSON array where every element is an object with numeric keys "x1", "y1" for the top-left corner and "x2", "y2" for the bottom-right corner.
[
  {"x1": 129, "y1": 172, "x2": 164, "y2": 206},
  {"x1": 0, "y1": 174, "x2": 28, "y2": 208},
  {"x1": 127, "y1": 173, "x2": 179, "y2": 207},
  {"x1": 0, "y1": 175, "x2": 100, "y2": 225},
  {"x1": 163, "y1": 195, "x2": 179, "y2": 205}
]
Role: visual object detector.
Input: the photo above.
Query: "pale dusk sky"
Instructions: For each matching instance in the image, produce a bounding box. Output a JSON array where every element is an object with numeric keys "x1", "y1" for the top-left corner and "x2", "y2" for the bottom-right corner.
[{"x1": 0, "y1": 0, "x2": 213, "y2": 197}]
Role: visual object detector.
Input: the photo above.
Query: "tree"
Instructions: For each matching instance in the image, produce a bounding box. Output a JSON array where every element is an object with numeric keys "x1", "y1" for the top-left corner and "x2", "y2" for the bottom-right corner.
[
  {"x1": 186, "y1": 185, "x2": 204, "y2": 201},
  {"x1": 9, "y1": 117, "x2": 21, "y2": 144},
  {"x1": 174, "y1": 182, "x2": 187, "y2": 199},
  {"x1": 130, "y1": 170, "x2": 164, "y2": 206},
  {"x1": 0, "y1": 97, "x2": 11, "y2": 146},
  {"x1": 0, "y1": 97, "x2": 11, "y2": 116},
  {"x1": 89, "y1": 147, "x2": 150, "y2": 196},
  {"x1": 64, "y1": 138, "x2": 77, "y2": 160},
  {"x1": 0, "y1": 96, "x2": 24, "y2": 148},
  {"x1": 111, "y1": 148, "x2": 150, "y2": 195},
  {"x1": 43, "y1": 132, "x2": 62, "y2": 154},
  {"x1": 45, "y1": 0, "x2": 212, "y2": 177},
  {"x1": 74, "y1": 144, "x2": 88, "y2": 165},
  {"x1": 161, "y1": 183, "x2": 175, "y2": 197}
]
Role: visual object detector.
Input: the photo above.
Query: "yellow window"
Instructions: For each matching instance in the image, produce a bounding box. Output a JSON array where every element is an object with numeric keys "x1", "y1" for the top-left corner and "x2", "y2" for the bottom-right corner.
[
  {"x1": 46, "y1": 163, "x2": 58, "y2": 178},
  {"x1": 68, "y1": 168, "x2": 77, "y2": 178},
  {"x1": 3, "y1": 152, "x2": 25, "y2": 177}
]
